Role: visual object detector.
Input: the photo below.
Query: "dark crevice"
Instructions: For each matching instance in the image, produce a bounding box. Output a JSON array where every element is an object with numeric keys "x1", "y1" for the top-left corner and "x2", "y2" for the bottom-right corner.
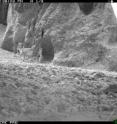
[
  {"x1": 78, "y1": 3, "x2": 95, "y2": 15},
  {"x1": 0, "y1": 3, "x2": 9, "y2": 26},
  {"x1": 39, "y1": 29, "x2": 54, "y2": 62},
  {"x1": 33, "y1": 29, "x2": 54, "y2": 62}
]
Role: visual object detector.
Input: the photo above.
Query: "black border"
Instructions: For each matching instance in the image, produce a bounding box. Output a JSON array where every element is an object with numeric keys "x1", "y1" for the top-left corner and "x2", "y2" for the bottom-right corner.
[{"x1": 1, "y1": 0, "x2": 112, "y2": 3}]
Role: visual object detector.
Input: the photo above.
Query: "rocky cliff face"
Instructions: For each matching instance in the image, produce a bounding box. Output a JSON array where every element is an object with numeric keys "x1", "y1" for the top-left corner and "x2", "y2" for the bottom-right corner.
[{"x1": 1, "y1": 3, "x2": 117, "y2": 71}]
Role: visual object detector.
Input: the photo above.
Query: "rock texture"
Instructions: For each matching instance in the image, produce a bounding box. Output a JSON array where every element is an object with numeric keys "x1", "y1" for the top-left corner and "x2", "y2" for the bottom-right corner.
[
  {"x1": 0, "y1": 49, "x2": 116, "y2": 121},
  {"x1": 1, "y1": 3, "x2": 39, "y2": 52},
  {"x1": 0, "y1": 3, "x2": 9, "y2": 26},
  {"x1": 36, "y1": 3, "x2": 117, "y2": 71},
  {"x1": 0, "y1": 3, "x2": 117, "y2": 121},
  {"x1": 1, "y1": 3, "x2": 117, "y2": 71}
]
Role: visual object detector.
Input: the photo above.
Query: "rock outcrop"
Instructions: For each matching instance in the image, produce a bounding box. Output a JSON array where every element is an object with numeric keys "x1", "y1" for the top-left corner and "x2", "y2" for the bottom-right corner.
[
  {"x1": 1, "y1": 3, "x2": 39, "y2": 52},
  {"x1": 1, "y1": 3, "x2": 117, "y2": 71}
]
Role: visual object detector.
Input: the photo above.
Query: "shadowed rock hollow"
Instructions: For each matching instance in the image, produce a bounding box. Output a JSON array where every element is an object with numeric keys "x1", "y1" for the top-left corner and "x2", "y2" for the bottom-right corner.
[{"x1": 0, "y1": 3, "x2": 9, "y2": 26}]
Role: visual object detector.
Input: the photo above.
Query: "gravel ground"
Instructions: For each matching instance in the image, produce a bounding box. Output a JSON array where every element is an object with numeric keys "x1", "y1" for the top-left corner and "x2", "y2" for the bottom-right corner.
[{"x1": 0, "y1": 49, "x2": 116, "y2": 121}]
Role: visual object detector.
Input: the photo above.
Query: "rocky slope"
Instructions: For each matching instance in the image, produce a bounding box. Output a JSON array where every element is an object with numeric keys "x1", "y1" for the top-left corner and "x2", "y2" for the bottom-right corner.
[
  {"x1": 0, "y1": 3, "x2": 117, "y2": 121},
  {"x1": 0, "y1": 49, "x2": 116, "y2": 121}
]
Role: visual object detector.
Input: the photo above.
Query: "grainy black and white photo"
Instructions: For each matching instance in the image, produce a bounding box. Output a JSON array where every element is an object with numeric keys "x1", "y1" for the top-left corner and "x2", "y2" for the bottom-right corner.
[{"x1": 0, "y1": 1, "x2": 117, "y2": 122}]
